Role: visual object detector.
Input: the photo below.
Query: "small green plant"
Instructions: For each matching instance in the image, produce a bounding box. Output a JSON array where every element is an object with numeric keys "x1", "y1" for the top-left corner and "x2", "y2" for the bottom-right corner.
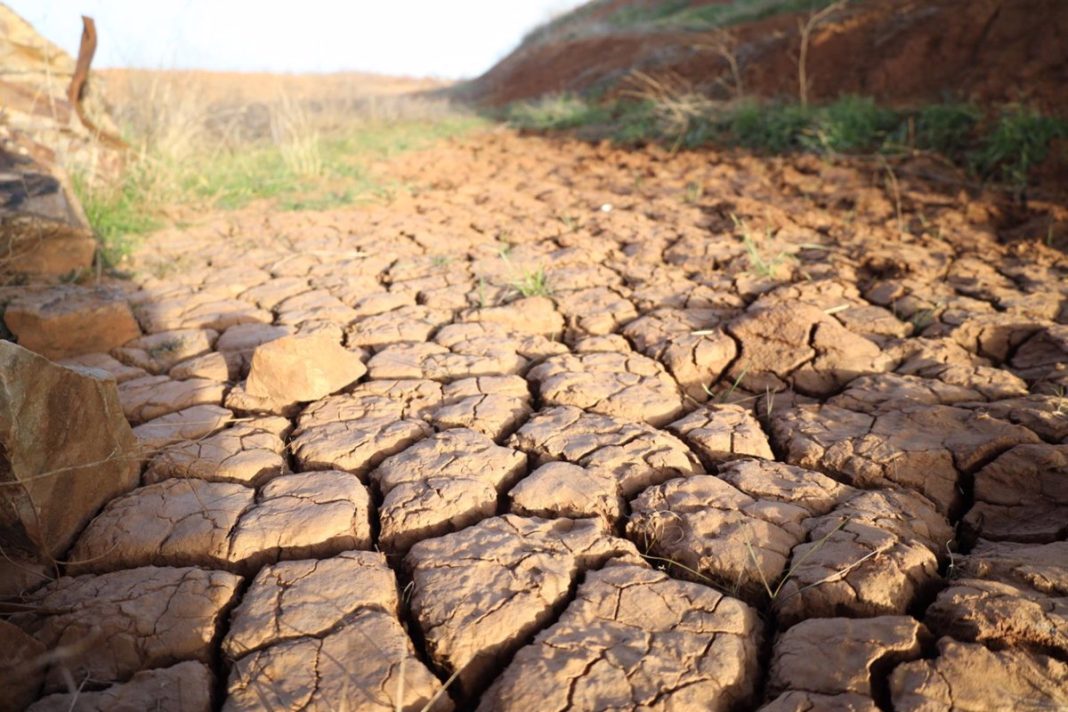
[
  {"x1": 913, "y1": 103, "x2": 981, "y2": 156},
  {"x1": 733, "y1": 215, "x2": 796, "y2": 280},
  {"x1": 513, "y1": 268, "x2": 553, "y2": 297},
  {"x1": 684, "y1": 181, "x2": 705, "y2": 204},
  {"x1": 505, "y1": 95, "x2": 609, "y2": 131},
  {"x1": 729, "y1": 101, "x2": 811, "y2": 153},
  {"x1": 970, "y1": 107, "x2": 1067, "y2": 191},
  {"x1": 805, "y1": 96, "x2": 898, "y2": 153}
]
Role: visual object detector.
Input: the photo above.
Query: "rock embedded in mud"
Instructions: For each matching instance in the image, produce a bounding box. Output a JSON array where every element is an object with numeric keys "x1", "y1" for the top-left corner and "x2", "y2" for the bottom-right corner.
[
  {"x1": 10, "y1": 566, "x2": 241, "y2": 693},
  {"x1": 890, "y1": 638, "x2": 1068, "y2": 711},
  {"x1": 767, "y1": 616, "x2": 928, "y2": 701},
  {"x1": 478, "y1": 563, "x2": 762, "y2": 712},
  {"x1": 233, "y1": 331, "x2": 367, "y2": 413},
  {"x1": 404, "y1": 514, "x2": 641, "y2": 698},
  {"x1": 3, "y1": 286, "x2": 141, "y2": 360},
  {"x1": 27, "y1": 661, "x2": 213, "y2": 712},
  {"x1": 0, "y1": 342, "x2": 140, "y2": 564}
]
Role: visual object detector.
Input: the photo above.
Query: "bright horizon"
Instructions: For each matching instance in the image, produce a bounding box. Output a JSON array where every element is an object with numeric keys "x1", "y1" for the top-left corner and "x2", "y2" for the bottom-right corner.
[{"x1": 9, "y1": 1, "x2": 585, "y2": 79}]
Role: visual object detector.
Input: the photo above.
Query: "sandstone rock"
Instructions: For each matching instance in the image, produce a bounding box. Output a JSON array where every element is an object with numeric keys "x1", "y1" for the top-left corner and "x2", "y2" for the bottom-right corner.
[
  {"x1": 528, "y1": 351, "x2": 686, "y2": 426},
  {"x1": 237, "y1": 331, "x2": 366, "y2": 413},
  {"x1": 291, "y1": 379, "x2": 441, "y2": 476},
  {"x1": 10, "y1": 566, "x2": 241, "y2": 693},
  {"x1": 0, "y1": 620, "x2": 46, "y2": 712},
  {"x1": 214, "y1": 322, "x2": 292, "y2": 376},
  {"x1": 0, "y1": 342, "x2": 139, "y2": 562},
  {"x1": 509, "y1": 405, "x2": 703, "y2": 495},
  {"x1": 479, "y1": 564, "x2": 762, "y2": 711},
  {"x1": 4, "y1": 286, "x2": 140, "y2": 360},
  {"x1": 963, "y1": 444, "x2": 1068, "y2": 543},
  {"x1": 372, "y1": 428, "x2": 527, "y2": 553},
  {"x1": 668, "y1": 403, "x2": 774, "y2": 465},
  {"x1": 27, "y1": 661, "x2": 213, "y2": 712},
  {"x1": 405, "y1": 515, "x2": 640, "y2": 698},
  {"x1": 767, "y1": 616, "x2": 928, "y2": 700},
  {"x1": 890, "y1": 638, "x2": 1068, "y2": 711}
]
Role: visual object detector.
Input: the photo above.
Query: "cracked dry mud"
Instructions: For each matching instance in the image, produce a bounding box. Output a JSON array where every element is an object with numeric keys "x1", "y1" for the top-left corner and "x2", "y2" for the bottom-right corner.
[{"x1": 7, "y1": 131, "x2": 1068, "y2": 711}]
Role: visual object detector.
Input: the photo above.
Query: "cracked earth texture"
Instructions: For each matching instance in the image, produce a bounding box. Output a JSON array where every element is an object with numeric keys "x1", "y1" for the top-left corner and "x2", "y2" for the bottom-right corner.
[{"x1": 7, "y1": 132, "x2": 1068, "y2": 711}]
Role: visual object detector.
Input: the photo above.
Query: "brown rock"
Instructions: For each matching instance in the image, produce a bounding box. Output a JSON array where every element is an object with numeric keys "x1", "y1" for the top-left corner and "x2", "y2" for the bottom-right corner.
[
  {"x1": 27, "y1": 661, "x2": 213, "y2": 712},
  {"x1": 235, "y1": 331, "x2": 366, "y2": 413},
  {"x1": 405, "y1": 515, "x2": 640, "y2": 698},
  {"x1": 10, "y1": 566, "x2": 241, "y2": 693},
  {"x1": 4, "y1": 286, "x2": 140, "y2": 360},
  {"x1": 479, "y1": 564, "x2": 762, "y2": 712},
  {"x1": 890, "y1": 638, "x2": 1068, "y2": 711},
  {"x1": 0, "y1": 620, "x2": 46, "y2": 712},
  {"x1": 0, "y1": 342, "x2": 139, "y2": 562}
]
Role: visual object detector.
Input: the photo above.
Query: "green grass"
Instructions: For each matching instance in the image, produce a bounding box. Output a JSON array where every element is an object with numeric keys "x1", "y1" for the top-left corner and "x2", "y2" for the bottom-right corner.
[
  {"x1": 611, "y1": 0, "x2": 839, "y2": 30},
  {"x1": 504, "y1": 94, "x2": 1066, "y2": 193},
  {"x1": 505, "y1": 95, "x2": 610, "y2": 131},
  {"x1": 74, "y1": 116, "x2": 485, "y2": 266},
  {"x1": 512, "y1": 268, "x2": 553, "y2": 297}
]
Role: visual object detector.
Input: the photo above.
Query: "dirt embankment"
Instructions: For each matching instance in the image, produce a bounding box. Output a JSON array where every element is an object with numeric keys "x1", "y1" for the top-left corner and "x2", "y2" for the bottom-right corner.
[{"x1": 467, "y1": 0, "x2": 1068, "y2": 115}]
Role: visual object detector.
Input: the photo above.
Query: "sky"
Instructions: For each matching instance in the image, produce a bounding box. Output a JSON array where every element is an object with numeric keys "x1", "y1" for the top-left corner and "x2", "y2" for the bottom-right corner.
[{"x1": 9, "y1": 0, "x2": 586, "y2": 78}]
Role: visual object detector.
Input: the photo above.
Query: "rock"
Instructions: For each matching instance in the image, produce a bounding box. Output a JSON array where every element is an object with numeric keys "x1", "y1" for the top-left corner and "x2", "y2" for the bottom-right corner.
[
  {"x1": 10, "y1": 566, "x2": 241, "y2": 693},
  {"x1": 962, "y1": 443, "x2": 1068, "y2": 543},
  {"x1": 372, "y1": 428, "x2": 527, "y2": 553},
  {"x1": 0, "y1": 342, "x2": 139, "y2": 563},
  {"x1": 214, "y1": 322, "x2": 292, "y2": 376},
  {"x1": 527, "y1": 351, "x2": 686, "y2": 426},
  {"x1": 4, "y1": 286, "x2": 140, "y2": 360},
  {"x1": 767, "y1": 616, "x2": 928, "y2": 700},
  {"x1": 668, "y1": 403, "x2": 774, "y2": 465},
  {"x1": 0, "y1": 620, "x2": 46, "y2": 712},
  {"x1": 238, "y1": 331, "x2": 366, "y2": 413},
  {"x1": 479, "y1": 564, "x2": 762, "y2": 711},
  {"x1": 890, "y1": 638, "x2": 1068, "y2": 711},
  {"x1": 508, "y1": 406, "x2": 703, "y2": 495},
  {"x1": 0, "y1": 148, "x2": 96, "y2": 278},
  {"x1": 27, "y1": 661, "x2": 213, "y2": 712},
  {"x1": 405, "y1": 515, "x2": 641, "y2": 699},
  {"x1": 69, "y1": 472, "x2": 373, "y2": 573}
]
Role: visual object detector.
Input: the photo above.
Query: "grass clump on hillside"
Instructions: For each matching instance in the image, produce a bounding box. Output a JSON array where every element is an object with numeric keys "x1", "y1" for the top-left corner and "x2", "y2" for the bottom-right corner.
[
  {"x1": 506, "y1": 95, "x2": 611, "y2": 131},
  {"x1": 503, "y1": 93, "x2": 1066, "y2": 194},
  {"x1": 74, "y1": 85, "x2": 486, "y2": 267}
]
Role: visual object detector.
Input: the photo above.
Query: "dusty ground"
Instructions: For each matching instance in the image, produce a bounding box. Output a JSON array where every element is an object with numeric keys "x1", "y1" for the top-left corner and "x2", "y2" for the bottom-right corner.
[{"x1": 8, "y1": 129, "x2": 1068, "y2": 710}]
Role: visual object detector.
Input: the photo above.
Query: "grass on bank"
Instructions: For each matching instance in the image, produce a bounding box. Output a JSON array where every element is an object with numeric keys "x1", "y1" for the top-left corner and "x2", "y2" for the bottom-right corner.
[
  {"x1": 74, "y1": 91, "x2": 486, "y2": 267},
  {"x1": 504, "y1": 94, "x2": 1067, "y2": 193}
]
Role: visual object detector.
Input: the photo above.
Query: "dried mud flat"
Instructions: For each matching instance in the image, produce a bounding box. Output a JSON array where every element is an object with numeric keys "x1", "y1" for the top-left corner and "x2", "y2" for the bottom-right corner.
[{"x1": 8, "y1": 131, "x2": 1068, "y2": 711}]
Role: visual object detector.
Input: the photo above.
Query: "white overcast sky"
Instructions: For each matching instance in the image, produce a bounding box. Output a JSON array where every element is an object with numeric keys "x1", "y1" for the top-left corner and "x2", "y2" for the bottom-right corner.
[{"x1": 10, "y1": 1, "x2": 586, "y2": 78}]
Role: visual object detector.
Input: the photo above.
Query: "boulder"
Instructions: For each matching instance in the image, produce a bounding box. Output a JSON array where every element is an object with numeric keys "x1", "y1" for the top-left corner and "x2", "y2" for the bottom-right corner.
[
  {"x1": 4, "y1": 285, "x2": 141, "y2": 360},
  {"x1": 0, "y1": 341, "x2": 139, "y2": 570}
]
